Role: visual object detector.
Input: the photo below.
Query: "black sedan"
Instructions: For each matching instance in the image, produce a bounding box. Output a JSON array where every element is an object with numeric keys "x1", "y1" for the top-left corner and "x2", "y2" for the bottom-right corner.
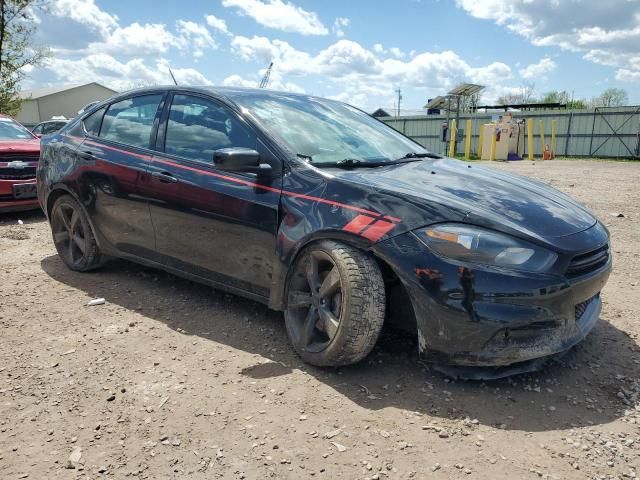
[{"x1": 37, "y1": 87, "x2": 611, "y2": 375}]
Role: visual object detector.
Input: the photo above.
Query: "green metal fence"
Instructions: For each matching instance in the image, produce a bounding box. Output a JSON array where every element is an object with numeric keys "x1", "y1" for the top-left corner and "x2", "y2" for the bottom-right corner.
[{"x1": 381, "y1": 106, "x2": 640, "y2": 159}]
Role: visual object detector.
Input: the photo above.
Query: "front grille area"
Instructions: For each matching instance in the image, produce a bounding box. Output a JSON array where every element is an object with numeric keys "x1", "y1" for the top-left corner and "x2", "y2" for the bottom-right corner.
[
  {"x1": 0, "y1": 168, "x2": 37, "y2": 180},
  {"x1": 575, "y1": 294, "x2": 598, "y2": 321},
  {"x1": 0, "y1": 155, "x2": 38, "y2": 180},
  {"x1": 566, "y1": 244, "x2": 609, "y2": 277}
]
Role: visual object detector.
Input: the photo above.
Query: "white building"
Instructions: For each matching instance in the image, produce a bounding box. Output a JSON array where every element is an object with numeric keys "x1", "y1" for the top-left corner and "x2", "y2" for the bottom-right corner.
[{"x1": 16, "y1": 83, "x2": 117, "y2": 127}]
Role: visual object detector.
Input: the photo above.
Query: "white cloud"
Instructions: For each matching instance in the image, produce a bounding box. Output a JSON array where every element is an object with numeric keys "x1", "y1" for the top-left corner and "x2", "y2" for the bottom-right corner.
[
  {"x1": 50, "y1": 0, "x2": 119, "y2": 38},
  {"x1": 389, "y1": 47, "x2": 405, "y2": 59},
  {"x1": 222, "y1": 0, "x2": 328, "y2": 35},
  {"x1": 230, "y1": 35, "x2": 516, "y2": 108},
  {"x1": 333, "y1": 17, "x2": 350, "y2": 37},
  {"x1": 616, "y1": 68, "x2": 640, "y2": 82},
  {"x1": 205, "y1": 14, "x2": 230, "y2": 35},
  {"x1": 89, "y1": 23, "x2": 176, "y2": 56},
  {"x1": 176, "y1": 21, "x2": 217, "y2": 58},
  {"x1": 223, "y1": 70, "x2": 305, "y2": 93},
  {"x1": 456, "y1": 0, "x2": 640, "y2": 81},
  {"x1": 44, "y1": 54, "x2": 212, "y2": 90},
  {"x1": 222, "y1": 74, "x2": 259, "y2": 88},
  {"x1": 519, "y1": 57, "x2": 556, "y2": 79}
]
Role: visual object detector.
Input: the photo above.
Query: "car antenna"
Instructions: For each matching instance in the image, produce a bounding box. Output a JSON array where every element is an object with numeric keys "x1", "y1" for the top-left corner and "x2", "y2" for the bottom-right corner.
[{"x1": 169, "y1": 68, "x2": 178, "y2": 86}]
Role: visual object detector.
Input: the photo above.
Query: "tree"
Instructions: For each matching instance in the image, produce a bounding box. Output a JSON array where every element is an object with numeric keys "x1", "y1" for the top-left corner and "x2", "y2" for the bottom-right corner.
[
  {"x1": 593, "y1": 88, "x2": 629, "y2": 108},
  {"x1": 540, "y1": 90, "x2": 587, "y2": 110},
  {"x1": 0, "y1": 0, "x2": 48, "y2": 116},
  {"x1": 460, "y1": 91, "x2": 482, "y2": 113},
  {"x1": 497, "y1": 82, "x2": 536, "y2": 105}
]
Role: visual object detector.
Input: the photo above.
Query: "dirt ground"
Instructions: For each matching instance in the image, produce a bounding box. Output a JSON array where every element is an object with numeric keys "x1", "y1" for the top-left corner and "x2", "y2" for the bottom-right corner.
[{"x1": 1, "y1": 159, "x2": 639, "y2": 480}]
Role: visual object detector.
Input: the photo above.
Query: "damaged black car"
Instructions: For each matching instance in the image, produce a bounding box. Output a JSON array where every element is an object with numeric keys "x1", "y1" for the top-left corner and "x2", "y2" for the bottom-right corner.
[{"x1": 37, "y1": 87, "x2": 612, "y2": 376}]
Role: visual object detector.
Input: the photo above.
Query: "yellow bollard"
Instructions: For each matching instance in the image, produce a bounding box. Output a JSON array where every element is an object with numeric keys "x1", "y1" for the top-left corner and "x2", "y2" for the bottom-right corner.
[
  {"x1": 465, "y1": 119, "x2": 472, "y2": 160},
  {"x1": 478, "y1": 122, "x2": 484, "y2": 159},
  {"x1": 489, "y1": 125, "x2": 497, "y2": 161},
  {"x1": 527, "y1": 118, "x2": 534, "y2": 160},
  {"x1": 448, "y1": 119, "x2": 457, "y2": 158},
  {"x1": 551, "y1": 119, "x2": 557, "y2": 158},
  {"x1": 539, "y1": 120, "x2": 545, "y2": 156}
]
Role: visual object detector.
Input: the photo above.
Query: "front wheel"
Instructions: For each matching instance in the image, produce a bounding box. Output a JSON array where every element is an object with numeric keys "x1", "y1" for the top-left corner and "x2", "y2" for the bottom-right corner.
[{"x1": 284, "y1": 241, "x2": 386, "y2": 367}]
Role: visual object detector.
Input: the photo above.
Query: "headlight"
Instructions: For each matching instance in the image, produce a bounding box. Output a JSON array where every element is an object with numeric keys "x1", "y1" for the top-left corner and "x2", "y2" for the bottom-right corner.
[{"x1": 414, "y1": 224, "x2": 557, "y2": 273}]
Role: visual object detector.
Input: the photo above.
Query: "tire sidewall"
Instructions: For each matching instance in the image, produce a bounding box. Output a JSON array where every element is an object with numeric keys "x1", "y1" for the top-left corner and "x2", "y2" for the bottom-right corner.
[
  {"x1": 284, "y1": 242, "x2": 371, "y2": 366},
  {"x1": 51, "y1": 196, "x2": 98, "y2": 271}
]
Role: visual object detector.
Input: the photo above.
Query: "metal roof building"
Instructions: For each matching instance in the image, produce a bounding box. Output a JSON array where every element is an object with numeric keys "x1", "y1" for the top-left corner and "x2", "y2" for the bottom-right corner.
[{"x1": 16, "y1": 82, "x2": 117, "y2": 126}]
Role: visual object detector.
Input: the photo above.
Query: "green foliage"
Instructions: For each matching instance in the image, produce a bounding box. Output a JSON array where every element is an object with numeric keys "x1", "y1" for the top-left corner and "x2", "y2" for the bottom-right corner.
[
  {"x1": 593, "y1": 88, "x2": 629, "y2": 108},
  {"x1": 0, "y1": 0, "x2": 48, "y2": 116}
]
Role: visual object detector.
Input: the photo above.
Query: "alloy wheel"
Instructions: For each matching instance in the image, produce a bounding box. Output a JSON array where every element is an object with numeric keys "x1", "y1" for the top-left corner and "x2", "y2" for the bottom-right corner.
[
  {"x1": 52, "y1": 202, "x2": 88, "y2": 267},
  {"x1": 287, "y1": 251, "x2": 344, "y2": 353}
]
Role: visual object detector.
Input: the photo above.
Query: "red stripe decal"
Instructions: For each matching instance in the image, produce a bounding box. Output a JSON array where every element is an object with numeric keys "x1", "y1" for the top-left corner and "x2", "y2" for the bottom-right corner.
[
  {"x1": 84, "y1": 139, "x2": 152, "y2": 161},
  {"x1": 343, "y1": 214, "x2": 376, "y2": 234},
  {"x1": 360, "y1": 220, "x2": 396, "y2": 242},
  {"x1": 153, "y1": 157, "x2": 402, "y2": 222}
]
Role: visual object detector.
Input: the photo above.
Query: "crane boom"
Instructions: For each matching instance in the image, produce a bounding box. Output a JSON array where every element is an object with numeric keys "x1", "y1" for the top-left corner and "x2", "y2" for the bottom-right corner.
[{"x1": 259, "y1": 62, "x2": 273, "y2": 89}]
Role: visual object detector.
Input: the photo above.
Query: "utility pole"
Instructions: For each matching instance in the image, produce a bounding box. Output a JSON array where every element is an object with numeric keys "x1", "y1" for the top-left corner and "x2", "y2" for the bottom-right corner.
[{"x1": 396, "y1": 88, "x2": 402, "y2": 118}]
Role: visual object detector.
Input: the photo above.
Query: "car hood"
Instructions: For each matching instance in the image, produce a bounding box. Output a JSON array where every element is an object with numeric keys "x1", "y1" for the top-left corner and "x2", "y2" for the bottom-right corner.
[
  {"x1": 330, "y1": 158, "x2": 596, "y2": 242},
  {"x1": 0, "y1": 139, "x2": 40, "y2": 154}
]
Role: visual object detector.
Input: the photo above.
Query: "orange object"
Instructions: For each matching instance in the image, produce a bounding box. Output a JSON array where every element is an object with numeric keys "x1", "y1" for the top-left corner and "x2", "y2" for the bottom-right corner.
[{"x1": 543, "y1": 144, "x2": 555, "y2": 160}]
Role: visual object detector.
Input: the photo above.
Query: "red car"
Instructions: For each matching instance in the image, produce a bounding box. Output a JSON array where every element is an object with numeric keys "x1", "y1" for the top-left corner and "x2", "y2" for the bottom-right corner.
[{"x1": 0, "y1": 114, "x2": 40, "y2": 213}]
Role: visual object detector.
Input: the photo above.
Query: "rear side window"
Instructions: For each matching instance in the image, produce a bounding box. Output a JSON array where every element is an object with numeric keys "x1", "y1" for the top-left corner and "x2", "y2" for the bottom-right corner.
[
  {"x1": 100, "y1": 95, "x2": 163, "y2": 148},
  {"x1": 32, "y1": 124, "x2": 43, "y2": 134},
  {"x1": 164, "y1": 94, "x2": 255, "y2": 162},
  {"x1": 83, "y1": 107, "x2": 106, "y2": 136}
]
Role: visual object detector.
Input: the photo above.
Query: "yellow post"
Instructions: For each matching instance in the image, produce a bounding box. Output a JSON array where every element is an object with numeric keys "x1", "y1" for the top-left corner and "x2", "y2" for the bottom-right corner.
[
  {"x1": 448, "y1": 119, "x2": 457, "y2": 157},
  {"x1": 464, "y1": 119, "x2": 472, "y2": 160},
  {"x1": 539, "y1": 120, "x2": 546, "y2": 157},
  {"x1": 489, "y1": 125, "x2": 497, "y2": 161},
  {"x1": 478, "y1": 123, "x2": 484, "y2": 159},
  {"x1": 551, "y1": 119, "x2": 557, "y2": 157},
  {"x1": 527, "y1": 118, "x2": 534, "y2": 160}
]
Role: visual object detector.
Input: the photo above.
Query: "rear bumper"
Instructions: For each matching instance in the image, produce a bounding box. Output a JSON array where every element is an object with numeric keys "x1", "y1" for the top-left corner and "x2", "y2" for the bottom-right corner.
[
  {"x1": 374, "y1": 228, "x2": 612, "y2": 368},
  {"x1": 0, "y1": 178, "x2": 39, "y2": 213}
]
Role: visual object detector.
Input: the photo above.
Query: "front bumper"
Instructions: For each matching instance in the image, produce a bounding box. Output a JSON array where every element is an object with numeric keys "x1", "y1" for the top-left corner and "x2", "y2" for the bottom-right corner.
[
  {"x1": 375, "y1": 228, "x2": 612, "y2": 368},
  {"x1": 0, "y1": 178, "x2": 39, "y2": 213}
]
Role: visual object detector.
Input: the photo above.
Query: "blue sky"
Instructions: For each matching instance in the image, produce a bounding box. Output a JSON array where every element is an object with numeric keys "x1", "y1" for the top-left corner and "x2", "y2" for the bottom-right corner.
[{"x1": 27, "y1": 0, "x2": 640, "y2": 111}]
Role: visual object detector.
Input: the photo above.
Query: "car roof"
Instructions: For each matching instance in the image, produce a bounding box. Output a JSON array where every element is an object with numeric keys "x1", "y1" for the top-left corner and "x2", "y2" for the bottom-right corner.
[{"x1": 104, "y1": 85, "x2": 322, "y2": 107}]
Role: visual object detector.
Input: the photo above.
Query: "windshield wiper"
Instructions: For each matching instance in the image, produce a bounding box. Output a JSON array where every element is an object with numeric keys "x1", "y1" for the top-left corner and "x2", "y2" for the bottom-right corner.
[
  {"x1": 297, "y1": 153, "x2": 313, "y2": 162},
  {"x1": 397, "y1": 152, "x2": 443, "y2": 160},
  {"x1": 316, "y1": 158, "x2": 395, "y2": 169}
]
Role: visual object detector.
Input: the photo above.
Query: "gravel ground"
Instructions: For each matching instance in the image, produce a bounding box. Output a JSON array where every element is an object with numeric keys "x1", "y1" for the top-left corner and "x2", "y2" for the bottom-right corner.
[{"x1": 1, "y1": 159, "x2": 639, "y2": 480}]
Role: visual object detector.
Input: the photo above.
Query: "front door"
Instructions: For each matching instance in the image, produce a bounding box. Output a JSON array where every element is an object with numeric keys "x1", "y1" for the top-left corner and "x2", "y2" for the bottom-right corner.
[{"x1": 144, "y1": 93, "x2": 281, "y2": 298}]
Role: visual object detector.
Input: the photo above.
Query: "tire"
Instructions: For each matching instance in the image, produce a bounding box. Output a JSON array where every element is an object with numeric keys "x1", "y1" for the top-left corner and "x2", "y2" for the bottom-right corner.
[
  {"x1": 50, "y1": 195, "x2": 102, "y2": 272},
  {"x1": 284, "y1": 240, "x2": 386, "y2": 367}
]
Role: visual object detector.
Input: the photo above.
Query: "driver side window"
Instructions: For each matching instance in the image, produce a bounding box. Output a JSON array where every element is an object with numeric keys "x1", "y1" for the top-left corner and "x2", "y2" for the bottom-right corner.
[{"x1": 164, "y1": 94, "x2": 256, "y2": 163}]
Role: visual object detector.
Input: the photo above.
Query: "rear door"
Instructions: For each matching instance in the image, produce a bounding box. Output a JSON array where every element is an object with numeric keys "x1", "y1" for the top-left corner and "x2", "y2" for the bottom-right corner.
[
  {"x1": 143, "y1": 92, "x2": 282, "y2": 298},
  {"x1": 77, "y1": 93, "x2": 166, "y2": 259}
]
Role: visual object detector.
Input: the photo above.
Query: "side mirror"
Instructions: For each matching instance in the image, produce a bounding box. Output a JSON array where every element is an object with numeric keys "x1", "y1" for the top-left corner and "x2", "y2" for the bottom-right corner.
[{"x1": 214, "y1": 147, "x2": 272, "y2": 175}]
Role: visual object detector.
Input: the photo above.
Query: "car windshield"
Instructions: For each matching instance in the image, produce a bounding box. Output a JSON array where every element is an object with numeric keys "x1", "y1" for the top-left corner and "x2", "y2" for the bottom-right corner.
[
  {"x1": 0, "y1": 118, "x2": 34, "y2": 140},
  {"x1": 232, "y1": 92, "x2": 428, "y2": 164}
]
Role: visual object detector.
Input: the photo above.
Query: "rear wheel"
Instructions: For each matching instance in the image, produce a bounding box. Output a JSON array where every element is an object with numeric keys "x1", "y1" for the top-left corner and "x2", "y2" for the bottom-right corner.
[
  {"x1": 50, "y1": 195, "x2": 102, "y2": 271},
  {"x1": 285, "y1": 241, "x2": 385, "y2": 367}
]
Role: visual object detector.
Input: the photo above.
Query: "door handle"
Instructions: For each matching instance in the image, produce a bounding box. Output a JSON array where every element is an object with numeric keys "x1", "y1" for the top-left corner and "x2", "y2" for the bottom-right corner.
[
  {"x1": 78, "y1": 150, "x2": 96, "y2": 161},
  {"x1": 152, "y1": 171, "x2": 179, "y2": 183}
]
